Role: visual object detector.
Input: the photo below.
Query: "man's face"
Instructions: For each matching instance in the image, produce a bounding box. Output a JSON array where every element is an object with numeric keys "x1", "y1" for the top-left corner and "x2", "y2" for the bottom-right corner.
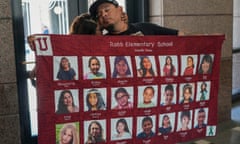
[{"x1": 97, "y1": 3, "x2": 122, "y2": 29}]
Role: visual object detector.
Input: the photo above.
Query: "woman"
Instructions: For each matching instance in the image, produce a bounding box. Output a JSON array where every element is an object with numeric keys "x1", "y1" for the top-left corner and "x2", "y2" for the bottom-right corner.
[
  {"x1": 86, "y1": 89, "x2": 106, "y2": 111},
  {"x1": 56, "y1": 90, "x2": 79, "y2": 114},
  {"x1": 163, "y1": 56, "x2": 176, "y2": 76},
  {"x1": 112, "y1": 119, "x2": 131, "y2": 140},
  {"x1": 57, "y1": 57, "x2": 76, "y2": 80},
  {"x1": 112, "y1": 56, "x2": 132, "y2": 78},
  {"x1": 58, "y1": 123, "x2": 79, "y2": 144},
  {"x1": 158, "y1": 115, "x2": 172, "y2": 135},
  {"x1": 137, "y1": 56, "x2": 157, "y2": 77}
]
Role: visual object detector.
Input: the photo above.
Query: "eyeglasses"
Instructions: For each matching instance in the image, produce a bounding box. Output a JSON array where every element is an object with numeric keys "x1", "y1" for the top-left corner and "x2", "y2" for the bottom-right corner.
[{"x1": 116, "y1": 94, "x2": 128, "y2": 100}]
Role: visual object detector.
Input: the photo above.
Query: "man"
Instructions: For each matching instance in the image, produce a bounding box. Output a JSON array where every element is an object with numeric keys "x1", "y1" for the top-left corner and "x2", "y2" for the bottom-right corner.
[
  {"x1": 195, "y1": 108, "x2": 207, "y2": 129},
  {"x1": 89, "y1": 0, "x2": 184, "y2": 35}
]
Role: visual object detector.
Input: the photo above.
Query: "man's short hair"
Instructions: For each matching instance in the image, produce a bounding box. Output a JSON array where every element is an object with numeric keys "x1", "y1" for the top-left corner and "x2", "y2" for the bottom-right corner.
[{"x1": 89, "y1": 0, "x2": 119, "y2": 18}]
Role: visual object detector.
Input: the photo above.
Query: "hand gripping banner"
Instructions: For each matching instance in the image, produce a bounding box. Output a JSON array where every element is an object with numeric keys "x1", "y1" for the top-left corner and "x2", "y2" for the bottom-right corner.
[{"x1": 34, "y1": 35, "x2": 225, "y2": 144}]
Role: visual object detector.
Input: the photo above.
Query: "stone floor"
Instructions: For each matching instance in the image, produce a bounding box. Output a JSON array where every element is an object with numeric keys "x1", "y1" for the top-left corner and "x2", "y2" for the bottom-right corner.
[{"x1": 179, "y1": 100, "x2": 240, "y2": 144}]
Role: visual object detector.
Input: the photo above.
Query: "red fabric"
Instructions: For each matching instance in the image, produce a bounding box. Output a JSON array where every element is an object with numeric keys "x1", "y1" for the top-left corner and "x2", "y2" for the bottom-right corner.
[{"x1": 35, "y1": 35, "x2": 225, "y2": 144}]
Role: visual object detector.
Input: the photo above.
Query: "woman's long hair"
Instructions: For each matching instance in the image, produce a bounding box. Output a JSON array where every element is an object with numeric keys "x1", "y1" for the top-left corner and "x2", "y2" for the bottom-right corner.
[{"x1": 56, "y1": 90, "x2": 76, "y2": 114}]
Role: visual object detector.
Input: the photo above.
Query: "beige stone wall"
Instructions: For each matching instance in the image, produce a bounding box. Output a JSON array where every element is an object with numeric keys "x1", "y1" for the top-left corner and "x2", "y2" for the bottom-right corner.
[
  {"x1": 0, "y1": 0, "x2": 21, "y2": 144},
  {"x1": 149, "y1": 0, "x2": 233, "y2": 123}
]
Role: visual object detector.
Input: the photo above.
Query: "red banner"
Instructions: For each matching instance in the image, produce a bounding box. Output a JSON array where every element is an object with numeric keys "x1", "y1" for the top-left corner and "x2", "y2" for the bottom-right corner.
[{"x1": 35, "y1": 35, "x2": 225, "y2": 144}]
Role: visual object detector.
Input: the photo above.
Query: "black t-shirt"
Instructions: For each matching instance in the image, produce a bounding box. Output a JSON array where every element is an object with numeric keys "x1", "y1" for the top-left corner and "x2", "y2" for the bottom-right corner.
[{"x1": 106, "y1": 22, "x2": 178, "y2": 36}]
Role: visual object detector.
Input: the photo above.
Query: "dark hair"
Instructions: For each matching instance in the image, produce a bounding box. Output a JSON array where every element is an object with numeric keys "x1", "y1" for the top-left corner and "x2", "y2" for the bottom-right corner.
[
  {"x1": 112, "y1": 56, "x2": 131, "y2": 78},
  {"x1": 187, "y1": 56, "x2": 194, "y2": 68},
  {"x1": 180, "y1": 110, "x2": 191, "y2": 120},
  {"x1": 59, "y1": 57, "x2": 71, "y2": 70},
  {"x1": 139, "y1": 56, "x2": 155, "y2": 77},
  {"x1": 162, "y1": 115, "x2": 171, "y2": 127},
  {"x1": 165, "y1": 84, "x2": 174, "y2": 92},
  {"x1": 198, "y1": 54, "x2": 213, "y2": 74},
  {"x1": 114, "y1": 87, "x2": 129, "y2": 99},
  {"x1": 144, "y1": 86, "x2": 155, "y2": 95},
  {"x1": 142, "y1": 116, "x2": 153, "y2": 126},
  {"x1": 69, "y1": 13, "x2": 97, "y2": 35},
  {"x1": 182, "y1": 84, "x2": 192, "y2": 98},
  {"x1": 87, "y1": 120, "x2": 105, "y2": 142},
  {"x1": 116, "y1": 119, "x2": 130, "y2": 133},
  {"x1": 198, "y1": 108, "x2": 205, "y2": 113},
  {"x1": 86, "y1": 89, "x2": 106, "y2": 111},
  {"x1": 56, "y1": 90, "x2": 76, "y2": 114},
  {"x1": 88, "y1": 56, "x2": 100, "y2": 67}
]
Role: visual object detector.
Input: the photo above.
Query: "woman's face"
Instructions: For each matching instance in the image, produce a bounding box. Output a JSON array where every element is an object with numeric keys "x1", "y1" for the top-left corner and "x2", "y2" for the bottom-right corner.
[
  {"x1": 116, "y1": 92, "x2": 129, "y2": 107},
  {"x1": 61, "y1": 128, "x2": 73, "y2": 144},
  {"x1": 187, "y1": 57, "x2": 193, "y2": 67},
  {"x1": 116, "y1": 60, "x2": 128, "y2": 76},
  {"x1": 63, "y1": 92, "x2": 73, "y2": 106},
  {"x1": 88, "y1": 93, "x2": 98, "y2": 106},
  {"x1": 61, "y1": 59, "x2": 69, "y2": 69},
  {"x1": 117, "y1": 122, "x2": 125, "y2": 133},
  {"x1": 90, "y1": 59, "x2": 100, "y2": 74},
  {"x1": 142, "y1": 57, "x2": 152, "y2": 70},
  {"x1": 184, "y1": 88, "x2": 191, "y2": 100},
  {"x1": 201, "y1": 60, "x2": 210, "y2": 74}
]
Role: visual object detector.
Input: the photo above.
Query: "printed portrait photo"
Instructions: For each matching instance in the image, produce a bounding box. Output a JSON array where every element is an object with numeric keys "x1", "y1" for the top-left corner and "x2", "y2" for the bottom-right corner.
[
  {"x1": 55, "y1": 122, "x2": 79, "y2": 144},
  {"x1": 111, "y1": 117, "x2": 133, "y2": 141},
  {"x1": 82, "y1": 56, "x2": 106, "y2": 80},
  {"x1": 110, "y1": 56, "x2": 133, "y2": 78},
  {"x1": 159, "y1": 55, "x2": 178, "y2": 77},
  {"x1": 83, "y1": 88, "x2": 107, "y2": 111},
  {"x1": 160, "y1": 83, "x2": 177, "y2": 106},
  {"x1": 111, "y1": 86, "x2": 134, "y2": 110},
  {"x1": 158, "y1": 112, "x2": 175, "y2": 135},
  {"x1": 198, "y1": 54, "x2": 214, "y2": 74},
  {"x1": 135, "y1": 55, "x2": 158, "y2": 77},
  {"x1": 136, "y1": 115, "x2": 156, "y2": 139},
  {"x1": 53, "y1": 56, "x2": 78, "y2": 81},
  {"x1": 137, "y1": 85, "x2": 158, "y2": 108},
  {"x1": 181, "y1": 55, "x2": 198, "y2": 76},
  {"x1": 179, "y1": 83, "x2": 195, "y2": 104},
  {"x1": 55, "y1": 89, "x2": 79, "y2": 114},
  {"x1": 194, "y1": 107, "x2": 209, "y2": 129},
  {"x1": 84, "y1": 119, "x2": 106, "y2": 144},
  {"x1": 196, "y1": 81, "x2": 211, "y2": 101},
  {"x1": 177, "y1": 110, "x2": 193, "y2": 131}
]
